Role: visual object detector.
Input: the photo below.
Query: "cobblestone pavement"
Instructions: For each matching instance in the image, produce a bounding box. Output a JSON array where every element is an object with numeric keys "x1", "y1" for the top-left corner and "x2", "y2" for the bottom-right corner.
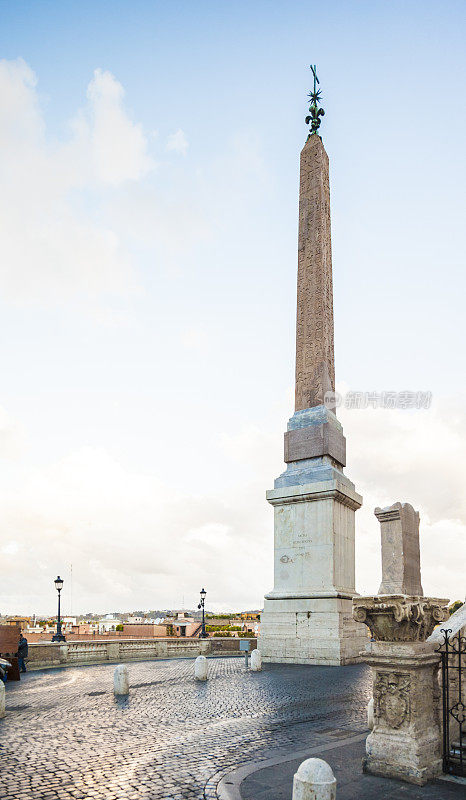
[{"x1": 0, "y1": 657, "x2": 371, "y2": 799}]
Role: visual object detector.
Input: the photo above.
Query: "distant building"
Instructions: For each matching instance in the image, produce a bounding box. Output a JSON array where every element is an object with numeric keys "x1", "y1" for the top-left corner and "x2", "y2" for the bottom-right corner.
[
  {"x1": 122, "y1": 623, "x2": 168, "y2": 637},
  {"x1": 5, "y1": 616, "x2": 32, "y2": 628},
  {"x1": 165, "y1": 612, "x2": 202, "y2": 637},
  {"x1": 71, "y1": 623, "x2": 98, "y2": 635},
  {"x1": 97, "y1": 615, "x2": 122, "y2": 633}
]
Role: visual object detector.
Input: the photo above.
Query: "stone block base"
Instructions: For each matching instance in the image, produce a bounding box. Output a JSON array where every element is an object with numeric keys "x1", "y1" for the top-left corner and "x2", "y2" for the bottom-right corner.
[
  {"x1": 259, "y1": 596, "x2": 367, "y2": 666},
  {"x1": 362, "y1": 641, "x2": 443, "y2": 786},
  {"x1": 362, "y1": 751, "x2": 442, "y2": 786}
]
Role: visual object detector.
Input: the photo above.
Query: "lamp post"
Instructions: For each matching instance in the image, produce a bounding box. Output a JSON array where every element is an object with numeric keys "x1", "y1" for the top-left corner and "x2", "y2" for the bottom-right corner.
[
  {"x1": 198, "y1": 587, "x2": 207, "y2": 638},
  {"x1": 51, "y1": 576, "x2": 66, "y2": 642}
]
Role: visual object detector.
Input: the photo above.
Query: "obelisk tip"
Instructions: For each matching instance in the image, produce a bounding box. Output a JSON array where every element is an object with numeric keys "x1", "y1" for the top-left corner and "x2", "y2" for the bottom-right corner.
[{"x1": 305, "y1": 64, "x2": 325, "y2": 140}]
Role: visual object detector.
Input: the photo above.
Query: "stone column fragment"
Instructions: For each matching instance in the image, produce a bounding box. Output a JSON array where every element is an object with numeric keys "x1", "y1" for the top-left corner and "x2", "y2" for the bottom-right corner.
[
  {"x1": 375, "y1": 502, "x2": 423, "y2": 596},
  {"x1": 353, "y1": 595, "x2": 449, "y2": 785}
]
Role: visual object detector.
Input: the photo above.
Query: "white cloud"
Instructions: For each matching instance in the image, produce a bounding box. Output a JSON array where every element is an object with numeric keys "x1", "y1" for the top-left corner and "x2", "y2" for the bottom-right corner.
[
  {"x1": 0, "y1": 442, "x2": 269, "y2": 615},
  {"x1": 339, "y1": 394, "x2": 466, "y2": 601},
  {"x1": 185, "y1": 523, "x2": 231, "y2": 547},
  {"x1": 181, "y1": 325, "x2": 208, "y2": 352},
  {"x1": 0, "y1": 394, "x2": 462, "y2": 616},
  {"x1": 0, "y1": 406, "x2": 26, "y2": 459},
  {"x1": 166, "y1": 128, "x2": 188, "y2": 156},
  {"x1": 80, "y1": 68, "x2": 155, "y2": 185},
  {"x1": 0, "y1": 58, "x2": 42, "y2": 145},
  {"x1": 1, "y1": 541, "x2": 19, "y2": 556},
  {"x1": 0, "y1": 61, "x2": 269, "y2": 307},
  {"x1": 0, "y1": 59, "x2": 154, "y2": 304},
  {"x1": 340, "y1": 394, "x2": 466, "y2": 524}
]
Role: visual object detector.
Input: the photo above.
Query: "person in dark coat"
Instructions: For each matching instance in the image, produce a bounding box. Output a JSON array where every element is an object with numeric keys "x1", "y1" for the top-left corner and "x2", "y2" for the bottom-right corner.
[{"x1": 17, "y1": 633, "x2": 28, "y2": 673}]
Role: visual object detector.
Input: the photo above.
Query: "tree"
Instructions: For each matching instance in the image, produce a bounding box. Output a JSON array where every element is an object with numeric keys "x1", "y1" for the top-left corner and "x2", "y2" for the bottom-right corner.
[{"x1": 448, "y1": 600, "x2": 463, "y2": 615}]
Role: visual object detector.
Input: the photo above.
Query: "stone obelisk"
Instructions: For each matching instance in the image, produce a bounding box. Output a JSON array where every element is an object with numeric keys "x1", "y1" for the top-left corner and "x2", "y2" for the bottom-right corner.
[{"x1": 259, "y1": 72, "x2": 366, "y2": 665}]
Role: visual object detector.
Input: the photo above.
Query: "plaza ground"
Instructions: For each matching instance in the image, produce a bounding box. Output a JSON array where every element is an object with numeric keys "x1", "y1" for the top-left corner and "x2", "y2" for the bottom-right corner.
[
  {"x1": 239, "y1": 738, "x2": 464, "y2": 800},
  {"x1": 0, "y1": 657, "x2": 463, "y2": 799}
]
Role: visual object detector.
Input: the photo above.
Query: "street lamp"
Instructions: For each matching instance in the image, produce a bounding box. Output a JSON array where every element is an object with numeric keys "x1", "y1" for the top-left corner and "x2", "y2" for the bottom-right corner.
[
  {"x1": 198, "y1": 587, "x2": 207, "y2": 638},
  {"x1": 52, "y1": 576, "x2": 66, "y2": 642}
]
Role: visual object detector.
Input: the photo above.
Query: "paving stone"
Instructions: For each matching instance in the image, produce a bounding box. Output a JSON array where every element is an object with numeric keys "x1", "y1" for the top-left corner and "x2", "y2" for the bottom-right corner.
[{"x1": 0, "y1": 658, "x2": 371, "y2": 799}]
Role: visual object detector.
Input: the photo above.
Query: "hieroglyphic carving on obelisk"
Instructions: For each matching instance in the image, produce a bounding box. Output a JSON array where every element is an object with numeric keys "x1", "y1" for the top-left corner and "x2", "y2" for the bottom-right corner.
[{"x1": 295, "y1": 134, "x2": 335, "y2": 412}]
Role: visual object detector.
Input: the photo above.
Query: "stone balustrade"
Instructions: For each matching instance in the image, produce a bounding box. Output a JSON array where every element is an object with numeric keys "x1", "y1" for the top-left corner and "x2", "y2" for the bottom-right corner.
[{"x1": 26, "y1": 637, "x2": 257, "y2": 670}]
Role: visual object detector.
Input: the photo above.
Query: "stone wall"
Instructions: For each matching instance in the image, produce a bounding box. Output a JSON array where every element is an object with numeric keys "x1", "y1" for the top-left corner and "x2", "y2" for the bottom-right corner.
[
  {"x1": 27, "y1": 631, "x2": 148, "y2": 643},
  {"x1": 26, "y1": 637, "x2": 257, "y2": 670}
]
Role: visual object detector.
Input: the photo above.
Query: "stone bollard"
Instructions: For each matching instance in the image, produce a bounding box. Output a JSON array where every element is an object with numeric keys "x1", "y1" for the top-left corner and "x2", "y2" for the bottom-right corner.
[
  {"x1": 194, "y1": 655, "x2": 208, "y2": 681},
  {"x1": 292, "y1": 758, "x2": 336, "y2": 800},
  {"x1": 251, "y1": 649, "x2": 262, "y2": 671},
  {"x1": 367, "y1": 697, "x2": 374, "y2": 730},
  {"x1": 113, "y1": 664, "x2": 129, "y2": 695},
  {"x1": 0, "y1": 681, "x2": 5, "y2": 718}
]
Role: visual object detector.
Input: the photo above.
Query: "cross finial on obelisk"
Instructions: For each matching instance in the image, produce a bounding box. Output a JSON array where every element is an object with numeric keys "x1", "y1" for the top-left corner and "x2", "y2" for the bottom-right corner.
[
  {"x1": 295, "y1": 68, "x2": 334, "y2": 412},
  {"x1": 305, "y1": 64, "x2": 325, "y2": 138}
]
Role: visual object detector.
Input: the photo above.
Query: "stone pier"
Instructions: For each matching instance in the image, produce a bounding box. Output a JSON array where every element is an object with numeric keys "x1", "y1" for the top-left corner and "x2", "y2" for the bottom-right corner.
[
  {"x1": 353, "y1": 595, "x2": 449, "y2": 785},
  {"x1": 260, "y1": 132, "x2": 366, "y2": 665}
]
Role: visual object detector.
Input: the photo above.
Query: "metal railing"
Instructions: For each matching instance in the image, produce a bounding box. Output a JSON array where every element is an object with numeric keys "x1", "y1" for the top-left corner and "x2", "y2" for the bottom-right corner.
[{"x1": 437, "y1": 629, "x2": 466, "y2": 776}]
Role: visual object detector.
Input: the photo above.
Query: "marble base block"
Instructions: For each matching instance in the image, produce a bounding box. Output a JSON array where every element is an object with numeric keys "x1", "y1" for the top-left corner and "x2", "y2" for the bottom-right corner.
[
  {"x1": 260, "y1": 595, "x2": 367, "y2": 665},
  {"x1": 260, "y1": 470, "x2": 367, "y2": 665}
]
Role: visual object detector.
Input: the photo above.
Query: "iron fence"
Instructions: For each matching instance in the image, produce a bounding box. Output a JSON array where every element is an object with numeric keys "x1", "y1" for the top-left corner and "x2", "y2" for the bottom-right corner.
[{"x1": 437, "y1": 628, "x2": 465, "y2": 776}]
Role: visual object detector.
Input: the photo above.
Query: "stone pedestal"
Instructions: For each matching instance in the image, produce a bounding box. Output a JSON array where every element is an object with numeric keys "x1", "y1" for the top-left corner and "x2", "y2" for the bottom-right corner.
[
  {"x1": 260, "y1": 430, "x2": 367, "y2": 665},
  {"x1": 363, "y1": 642, "x2": 442, "y2": 784},
  {"x1": 353, "y1": 595, "x2": 449, "y2": 785}
]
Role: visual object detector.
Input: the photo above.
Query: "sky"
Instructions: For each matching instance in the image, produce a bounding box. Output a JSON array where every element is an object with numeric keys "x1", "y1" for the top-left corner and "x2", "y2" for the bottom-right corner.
[{"x1": 0, "y1": 0, "x2": 465, "y2": 615}]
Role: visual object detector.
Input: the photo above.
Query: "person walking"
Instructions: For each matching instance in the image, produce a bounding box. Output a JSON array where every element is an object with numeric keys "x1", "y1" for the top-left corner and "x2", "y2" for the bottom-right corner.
[{"x1": 17, "y1": 633, "x2": 28, "y2": 673}]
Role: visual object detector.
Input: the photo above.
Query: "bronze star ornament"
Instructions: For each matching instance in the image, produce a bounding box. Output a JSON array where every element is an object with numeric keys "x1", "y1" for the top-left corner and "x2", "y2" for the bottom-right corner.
[{"x1": 305, "y1": 64, "x2": 325, "y2": 138}]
